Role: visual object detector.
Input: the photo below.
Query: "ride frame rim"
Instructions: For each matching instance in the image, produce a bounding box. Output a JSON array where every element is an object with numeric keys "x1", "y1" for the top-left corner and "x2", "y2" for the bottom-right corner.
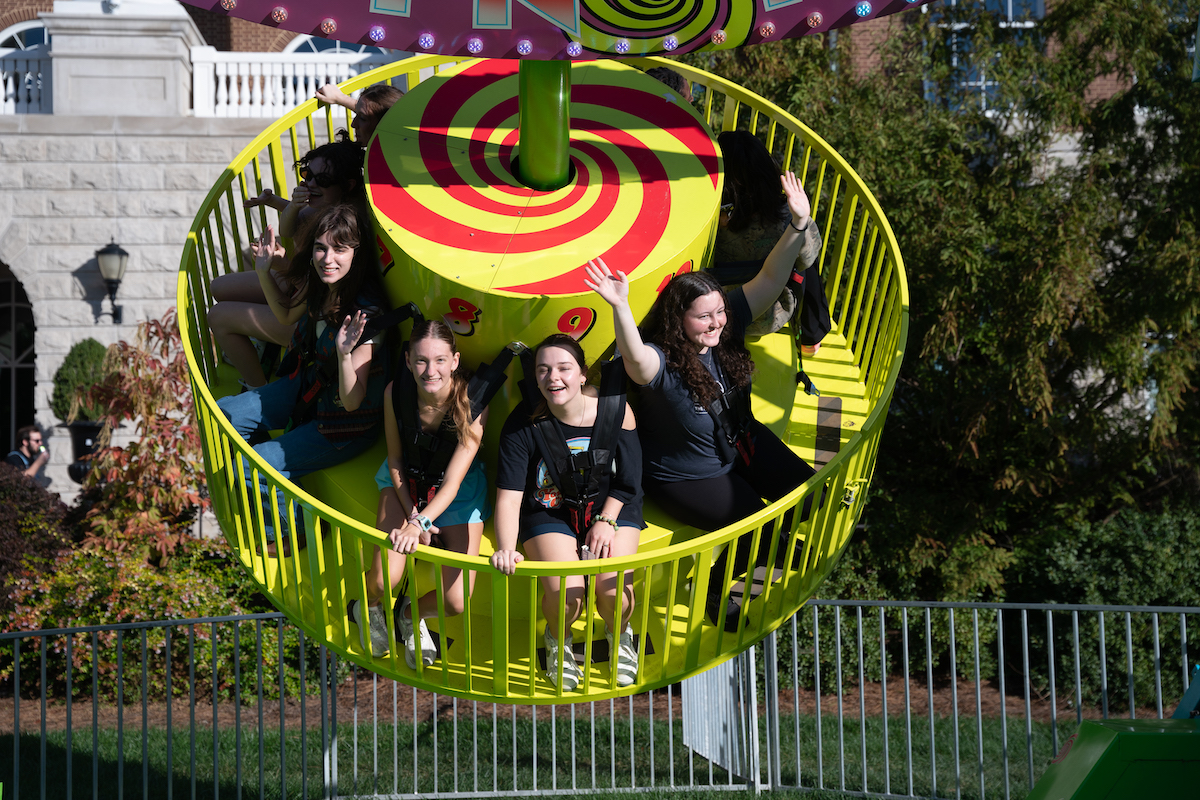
[{"x1": 177, "y1": 54, "x2": 910, "y2": 703}]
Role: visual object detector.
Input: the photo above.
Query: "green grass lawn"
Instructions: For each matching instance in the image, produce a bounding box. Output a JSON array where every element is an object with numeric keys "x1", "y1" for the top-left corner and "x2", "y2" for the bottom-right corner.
[{"x1": 1, "y1": 712, "x2": 1062, "y2": 799}]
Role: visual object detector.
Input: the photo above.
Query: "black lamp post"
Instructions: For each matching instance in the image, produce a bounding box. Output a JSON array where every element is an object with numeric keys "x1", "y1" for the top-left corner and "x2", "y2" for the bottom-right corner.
[{"x1": 96, "y1": 239, "x2": 129, "y2": 324}]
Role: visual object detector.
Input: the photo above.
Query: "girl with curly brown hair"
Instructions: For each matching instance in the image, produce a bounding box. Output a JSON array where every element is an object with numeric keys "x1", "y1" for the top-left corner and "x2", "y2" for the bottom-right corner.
[{"x1": 586, "y1": 171, "x2": 821, "y2": 631}]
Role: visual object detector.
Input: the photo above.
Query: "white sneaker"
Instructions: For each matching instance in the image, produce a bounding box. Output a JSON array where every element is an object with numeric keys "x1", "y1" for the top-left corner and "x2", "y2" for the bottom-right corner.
[
  {"x1": 544, "y1": 630, "x2": 582, "y2": 691},
  {"x1": 349, "y1": 599, "x2": 389, "y2": 658},
  {"x1": 607, "y1": 625, "x2": 638, "y2": 687},
  {"x1": 397, "y1": 597, "x2": 436, "y2": 669}
]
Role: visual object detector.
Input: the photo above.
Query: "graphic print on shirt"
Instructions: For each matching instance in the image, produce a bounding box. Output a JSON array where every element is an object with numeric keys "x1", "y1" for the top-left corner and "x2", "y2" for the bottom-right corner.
[
  {"x1": 532, "y1": 434, "x2": 617, "y2": 510},
  {"x1": 534, "y1": 435, "x2": 590, "y2": 509}
]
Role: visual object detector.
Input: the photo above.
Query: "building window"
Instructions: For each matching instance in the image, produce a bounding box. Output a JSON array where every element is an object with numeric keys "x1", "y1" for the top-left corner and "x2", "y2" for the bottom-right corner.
[
  {"x1": 283, "y1": 35, "x2": 390, "y2": 55},
  {"x1": 0, "y1": 264, "x2": 36, "y2": 456},
  {"x1": 0, "y1": 20, "x2": 50, "y2": 50},
  {"x1": 926, "y1": 0, "x2": 1046, "y2": 113}
]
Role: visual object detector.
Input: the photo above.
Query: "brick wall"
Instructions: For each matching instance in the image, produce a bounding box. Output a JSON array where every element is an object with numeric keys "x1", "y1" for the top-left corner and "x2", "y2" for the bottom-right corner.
[
  {"x1": 183, "y1": 5, "x2": 295, "y2": 52},
  {"x1": 0, "y1": 0, "x2": 52, "y2": 35}
]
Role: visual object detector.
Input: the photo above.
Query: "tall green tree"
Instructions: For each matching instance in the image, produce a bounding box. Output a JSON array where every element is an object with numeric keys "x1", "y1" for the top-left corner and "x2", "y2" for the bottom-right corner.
[{"x1": 685, "y1": 0, "x2": 1200, "y2": 600}]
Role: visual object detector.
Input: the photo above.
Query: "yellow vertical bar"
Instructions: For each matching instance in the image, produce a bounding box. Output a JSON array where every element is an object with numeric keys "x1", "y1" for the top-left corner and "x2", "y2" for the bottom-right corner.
[
  {"x1": 490, "y1": 566, "x2": 509, "y2": 698},
  {"x1": 844, "y1": 226, "x2": 880, "y2": 349},
  {"x1": 830, "y1": 194, "x2": 863, "y2": 333},
  {"x1": 721, "y1": 97, "x2": 740, "y2": 134}
]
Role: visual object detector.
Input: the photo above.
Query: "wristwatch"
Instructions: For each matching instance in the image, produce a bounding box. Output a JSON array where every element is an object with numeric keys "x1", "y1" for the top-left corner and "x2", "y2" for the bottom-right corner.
[{"x1": 413, "y1": 514, "x2": 433, "y2": 533}]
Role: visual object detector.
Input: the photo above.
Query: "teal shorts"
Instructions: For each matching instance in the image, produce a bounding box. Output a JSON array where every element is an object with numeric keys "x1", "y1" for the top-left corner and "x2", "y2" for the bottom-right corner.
[{"x1": 374, "y1": 457, "x2": 491, "y2": 527}]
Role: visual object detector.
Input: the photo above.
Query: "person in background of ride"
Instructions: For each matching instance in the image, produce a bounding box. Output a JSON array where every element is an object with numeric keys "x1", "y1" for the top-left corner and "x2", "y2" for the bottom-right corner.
[
  {"x1": 216, "y1": 204, "x2": 391, "y2": 554},
  {"x1": 314, "y1": 82, "x2": 405, "y2": 147},
  {"x1": 710, "y1": 130, "x2": 830, "y2": 350},
  {"x1": 210, "y1": 140, "x2": 366, "y2": 388},
  {"x1": 490, "y1": 335, "x2": 644, "y2": 691},
  {"x1": 585, "y1": 170, "x2": 821, "y2": 632},
  {"x1": 646, "y1": 66, "x2": 692, "y2": 103},
  {"x1": 348, "y1": 320, "x2": 491, "y2": 669},
  {"x1": 5, "y1": 425, "x2": 49, "y2": 479}
]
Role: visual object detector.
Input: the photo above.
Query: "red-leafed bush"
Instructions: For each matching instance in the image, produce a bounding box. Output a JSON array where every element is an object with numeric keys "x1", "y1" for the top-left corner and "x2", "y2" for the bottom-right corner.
[{"x1": 75, "y1": 308, "x2": 210, "y2": 563}]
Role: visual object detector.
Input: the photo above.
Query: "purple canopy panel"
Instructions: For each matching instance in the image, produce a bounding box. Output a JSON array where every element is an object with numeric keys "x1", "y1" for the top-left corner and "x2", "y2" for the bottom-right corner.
[{"x1": 183, "y1": 0, "x2": 927, "y2": 60}]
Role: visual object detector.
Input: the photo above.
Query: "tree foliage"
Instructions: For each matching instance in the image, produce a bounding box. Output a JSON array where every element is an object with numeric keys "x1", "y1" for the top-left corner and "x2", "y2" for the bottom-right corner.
[{"x1": 685, "y1": 0, "x2": 1200, "y2": 600}]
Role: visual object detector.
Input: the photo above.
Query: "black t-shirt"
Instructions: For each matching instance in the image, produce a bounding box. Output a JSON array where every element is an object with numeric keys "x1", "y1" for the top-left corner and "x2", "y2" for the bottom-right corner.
[
  {"x1": 636, "y1": 286, "x2": 753, "y2": 482},
  {"x1": 5, "y1": 450, "x2": 30, "y2": 470},
  {"x1": 495, "y1": 405, "x2": 645, "y2": 531}
]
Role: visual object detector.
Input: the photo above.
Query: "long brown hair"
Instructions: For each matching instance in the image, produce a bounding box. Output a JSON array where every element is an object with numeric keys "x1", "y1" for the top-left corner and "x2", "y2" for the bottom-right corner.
[
  {"x1": 529, "y1": 334, "x2": 589, "y2": 423},
  {"x1": 408, "y1": 320, "x2": 477, "y2": 446},
  {"x1": 286, "y1": 205, "x2": 383, "y2": 323},
  {"x1": 641, "y1": 271, "x2": 753, "y2": 407}
]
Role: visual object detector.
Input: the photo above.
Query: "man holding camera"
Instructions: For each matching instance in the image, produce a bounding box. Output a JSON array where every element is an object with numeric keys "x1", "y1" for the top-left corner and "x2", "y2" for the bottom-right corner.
[{"x1": 6, "y1": 425, "x2": 50, "y2": 479}]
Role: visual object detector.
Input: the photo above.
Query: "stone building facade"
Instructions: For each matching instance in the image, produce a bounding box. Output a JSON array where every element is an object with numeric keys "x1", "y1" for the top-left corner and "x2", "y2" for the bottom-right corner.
[{"x1": 0, "y1": 0, "x2": 352, "y2": 503}]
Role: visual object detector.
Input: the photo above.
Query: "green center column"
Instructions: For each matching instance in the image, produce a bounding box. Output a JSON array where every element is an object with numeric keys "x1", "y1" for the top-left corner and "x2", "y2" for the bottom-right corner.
[{"x1": 517, "y1": 60, "x2": 572, "y2": 191}]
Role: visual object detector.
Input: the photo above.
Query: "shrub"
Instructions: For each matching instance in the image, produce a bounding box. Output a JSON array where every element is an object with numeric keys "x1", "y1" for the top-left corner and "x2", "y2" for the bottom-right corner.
[
  {"x1": 1007, "y1": 506, "x2": 1200, "y2": 713},
  {"x1": 1, "y1": 538, "x2": 338, "y2": 704},
  {"x1": 51, "y1": 338, "x2": 110, "y2": 422},
  {"x1": 75, "y1": 309, "x2": 209, "y2": 561},
  {"x1": 0, "y1": 465, "x2": 69, "y2": 607}
]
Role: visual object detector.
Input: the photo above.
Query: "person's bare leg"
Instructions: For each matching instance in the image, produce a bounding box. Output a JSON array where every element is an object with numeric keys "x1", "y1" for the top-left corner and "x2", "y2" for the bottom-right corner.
[
  {"x1": 208, "y1": 301, "x2": 297, "y2": 387},
  {"x1": 593, "y1": 526, "x2": 641, "y2": 633},
  {"x1": 368, "y1": 490, "x2": 409, "y2": 606},
  {"x1": 211, "y1": 270, "x2": 268, "y2": 303},
  {"x1": 525, "y1": 533, "x2": 585, "y2": 638},
  {"x1": 414, "y1": 520, "x2": 483, "y2": 621}
]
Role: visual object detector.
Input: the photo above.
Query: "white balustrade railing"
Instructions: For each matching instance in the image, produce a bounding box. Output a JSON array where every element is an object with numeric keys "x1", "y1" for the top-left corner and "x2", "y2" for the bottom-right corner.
[
  {"x1": 191, "y1": 46, "x2": 410, "y2": 118},
  {"x1": 0, "y1": 44, "x2": 51, "y2": 114}
]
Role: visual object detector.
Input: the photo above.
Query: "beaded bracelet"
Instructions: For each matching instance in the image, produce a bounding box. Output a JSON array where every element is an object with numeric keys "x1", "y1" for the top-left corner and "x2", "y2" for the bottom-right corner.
[{"x1": 594, "y1": 514, "x2": 619, "y2": 530}]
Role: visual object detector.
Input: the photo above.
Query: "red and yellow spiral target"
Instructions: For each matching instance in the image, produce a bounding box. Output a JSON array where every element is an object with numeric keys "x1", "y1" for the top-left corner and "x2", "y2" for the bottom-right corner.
[{"x1": 368, "y1": 58, "x2": 721, "y2": 365}]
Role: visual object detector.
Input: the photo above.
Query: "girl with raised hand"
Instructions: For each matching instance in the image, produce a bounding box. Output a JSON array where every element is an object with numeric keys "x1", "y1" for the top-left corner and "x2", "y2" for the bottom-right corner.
[
  {"x1": 314, "y1": 82, "x2": 404, "y2": 146},
  {"x1": 216, "y1": 204, "x2": 391, "y2": 554},
  {"x1": 348, "y1": 320, "x2": 491, "y2": 669},
  {"x1": 210, "y1": 139, "x2": 367, "y2": 387},
  {"x1": 585, "y1": 170, "x2": 822, "y2": 632},
  {"x1": 490, "y1": 335, "x2": 645, "y2": 691}
]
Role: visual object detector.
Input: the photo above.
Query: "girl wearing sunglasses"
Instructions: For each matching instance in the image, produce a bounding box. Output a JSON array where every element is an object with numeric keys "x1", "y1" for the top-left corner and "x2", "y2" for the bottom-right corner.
[{"x1": 209, "y1": 140, "x2": 367, "y2": 388}]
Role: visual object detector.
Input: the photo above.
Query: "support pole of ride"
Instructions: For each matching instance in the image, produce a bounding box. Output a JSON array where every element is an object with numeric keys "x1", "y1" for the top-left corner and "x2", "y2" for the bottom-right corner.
[{"x1": 517, "y1": 60, "x2": 572, "y2": 191}]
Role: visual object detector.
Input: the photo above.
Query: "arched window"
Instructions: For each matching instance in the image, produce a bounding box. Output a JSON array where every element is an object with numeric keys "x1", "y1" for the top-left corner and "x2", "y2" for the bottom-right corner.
[
  {"x1": 0, "y1": 263, "x2": 36, "y2": 456},
  {"x1": 283, "y1": 35, "x2": 389, "y2": 55},
  {"x1": 0, "y1": 20, "x2": 50, "y2": 50}
]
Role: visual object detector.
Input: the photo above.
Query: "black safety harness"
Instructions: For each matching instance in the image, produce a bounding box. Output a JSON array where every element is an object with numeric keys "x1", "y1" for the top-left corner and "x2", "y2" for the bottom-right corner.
[
  {"x1": 278, "y1": 301, "x2": 422, "y2": 432},
  {"x1": 517, "y1": 348, "x2": 628, "y2": 537},
  {"x1": 394, "y1": 342, "x2": 520, "y2": 511},
  {"x1": 708, "y1": 381, "x2": 757, "y2": 468}
]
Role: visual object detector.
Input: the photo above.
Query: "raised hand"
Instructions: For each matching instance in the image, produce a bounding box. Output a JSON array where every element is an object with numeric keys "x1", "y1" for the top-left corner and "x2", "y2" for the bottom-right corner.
[
  {"x1": 336, "y1": 310, "x2": 369, "y2": 357},
  {"x1": 781, "y1": 171, "x2": 812, "y2": 228},
  {"x1": 244, "y1": 189, "x2": 278, "y2": 209},
  {"x1": 250, "y1": 226, "x2": 284, "y2": 273},
  {"x1": 314, "y1": 83, "x2": 353, "y2": 109},
  {"x1": 584, "y1": 258, "x2": 630, "y2": 308},
  {"x1": 290, "y1": 183, "x2": 315, "y2": 207}
]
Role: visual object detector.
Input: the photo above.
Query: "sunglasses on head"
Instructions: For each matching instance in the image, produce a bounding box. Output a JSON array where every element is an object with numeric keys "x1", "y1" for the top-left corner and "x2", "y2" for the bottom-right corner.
[
  {"x1": 720, "y1": 202, "x2": 734, "y2": 213},
  {"x1": 300, "y1": 167, "x2": 340, "y2": 188}
]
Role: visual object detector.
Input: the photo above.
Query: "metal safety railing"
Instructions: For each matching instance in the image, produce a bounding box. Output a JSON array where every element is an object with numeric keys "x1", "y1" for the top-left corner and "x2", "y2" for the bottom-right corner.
[
  {"x1": 4, "y1": 600, "x2": 1196, "y2": 799},
  {"x1": 177, "y1": 54, "x2": 910, "y2": 702}
]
